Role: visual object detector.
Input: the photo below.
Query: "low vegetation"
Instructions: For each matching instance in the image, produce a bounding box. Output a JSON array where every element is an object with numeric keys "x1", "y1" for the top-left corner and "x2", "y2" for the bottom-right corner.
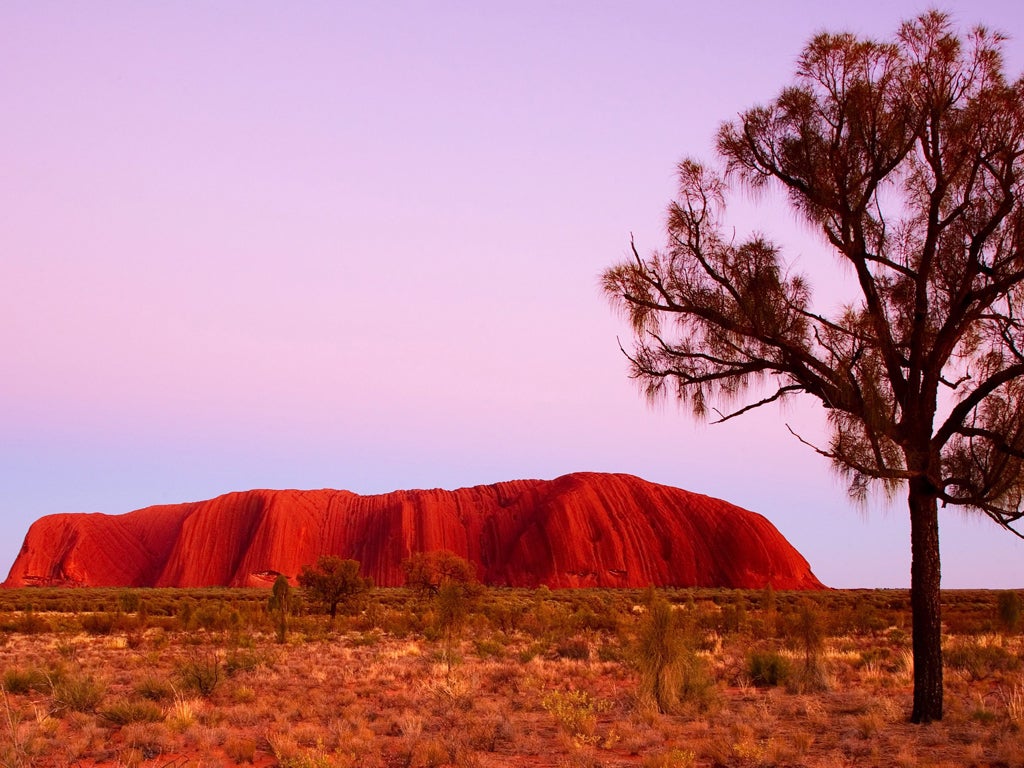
[{"x1": 0, "y1": 580, "x2": 1022, "y2": 767}]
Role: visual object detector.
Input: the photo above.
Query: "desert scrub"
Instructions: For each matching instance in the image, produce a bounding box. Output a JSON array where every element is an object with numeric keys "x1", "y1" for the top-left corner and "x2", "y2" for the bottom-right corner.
[
  {"x1": 100, "y1": 698, "x2": 165, "y2": 725},
  {"x1": 50, "y1": 671, "x2": 106, "y2": 713},
  {"x1": 747, "y1": 649, "x2": 791, "y2": 687},
  {"x1": 80, "y1": 611, "x2": 119, "y2": 635},
  {"x1": 998, "y1": 591, "x2": 1022, "y2": 633},
  {"x1": 784, "y1": 600, "x2": 828, "y2": 692},
  {"x1": 945, "y1": 638, "x2": 1020, "y2": 680},
  {"x1": 223, "y1": 735, "x2": 258, "y2": 763},
  {"x1": 541, "y1": 689, "x2": 610, "y2": 743},
  {"x1": 134, "y1": 676, "x2": 174, "y2": 702},
  {"x1": 635, "y1": 593, "x2": 713, "y2": 713},
  {"x1": 2, "y1": 666, "x2": 50, "y2": 695},
  {"x1": 643, "y1": 749, "x2": 697, "y2": 768},
  {"x1": 176, "y1": 648, "x2": 221, "y2": 696},
  {"x1": 165, "y1": 694, "x2": 202, "y2": 732},
  {"x1": 225, "y1": 647, "x2": 264, "y2": 676},
  {"x1": 555, "y1": 637, "x2": 591, "y2": 661}
]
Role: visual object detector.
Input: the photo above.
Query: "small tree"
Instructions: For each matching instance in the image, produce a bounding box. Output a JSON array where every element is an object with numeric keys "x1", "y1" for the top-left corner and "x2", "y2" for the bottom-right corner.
[
  {"x1": 403, "y1": 550, "x2": 481, "y2": 672},
  {"x1": 267, "y1": 574, "x2": 292, "y2": 644},
  {"x1": 789, "y1": 599, "x2": 828, "y2": 693},
  {"x1": 604, "y1": 12, "x2": 1024, "y2": 723},
  {"x1": 403, "y1": 550, "x2": 480, "y2": 597},
  {"x1": 297, "y1": 556, "x2": 372, "y2": 625}
]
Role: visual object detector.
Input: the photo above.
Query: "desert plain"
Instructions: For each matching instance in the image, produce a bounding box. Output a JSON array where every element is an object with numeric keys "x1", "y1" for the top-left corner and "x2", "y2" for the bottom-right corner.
[{"x1": 1, "y1": 586, "x2": 1022, "y2": 768}]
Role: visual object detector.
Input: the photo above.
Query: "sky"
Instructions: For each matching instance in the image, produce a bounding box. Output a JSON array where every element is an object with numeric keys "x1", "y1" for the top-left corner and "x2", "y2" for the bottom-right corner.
[{"x1": 2, "y1": 1, "x2": 1023, "y2": 589}]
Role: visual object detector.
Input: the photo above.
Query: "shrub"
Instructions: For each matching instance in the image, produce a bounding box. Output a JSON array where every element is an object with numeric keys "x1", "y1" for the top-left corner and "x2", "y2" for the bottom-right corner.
[
  {"x1": 134, "y1": 676, "x2": 174, "y2": 702},
  {"x1": 474, "y1": 639, "x2": 505, "y2": 659},
  {"x1": 194, "y1": 602, "x2": 230, "y2": 631},
  {"x1": 643, "y1": 750, "x2": 697, "y2": 768},
  {"x1": 176, "y1": 649, "x2": 221, "y2": 697},
  {"x1": 998, "y1": 591, "x2": 1022, "y2": 633},
  {"x1": 2, "y1": 667, "x2": 48, "y2": 695},
  {"x1": 118, "y1": 591, "x2": 141, "y2": 613},
  {"x1": 748, "y1": 650, "x2": 791, "y2": 687},
  {"x1": 224, "y1": 736, "x2": 258, "y2": 764},
  {"x1": 517, "y1": 642, "x2": 547, "y2": 663},
  {"x1": 719, "y1": 597, "x2": 746, "y2": 634},
  {"x1": 80, "y1": 612, "x2": 116, "y2": 635},
  {"x1": 177, "y1": 599, "x2": 196, "y2": 631},
  {"x1": 101, "y1": 699, "x2": 165, "y2": 725},
  {"x1": 635, "y1": 593, "x2": 712, "y2": 713},
  {"x1": 51, "y1": 672, "x2": 106, "y2": 712},
  {"x1": 946, "y1": 640, "x2": 1020, "y2": 681},
  {"x1": 225, "y1": 648, "x2": 263, "y2": 676},
  {"x1": 786, "y1": 600, "x2": 828, "y2": 692},
  {"x1": 541, "y1": 689, "x2": 609, "y2": 741},
  {"x1": 555, "y1": 638, "x2": 591, "y2": 661},
  {"x1": 15, "y1": 609, "x2": 50, "y2": 634},
  {"x1": 268, "y1": 575, "x2": 293, "y2": 644}
]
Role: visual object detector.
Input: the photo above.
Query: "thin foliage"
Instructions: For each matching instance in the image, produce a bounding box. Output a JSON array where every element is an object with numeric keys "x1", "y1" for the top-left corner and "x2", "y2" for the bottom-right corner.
[{"x1": 604, "y1": 11, "x2": 1024, "y2": 723}]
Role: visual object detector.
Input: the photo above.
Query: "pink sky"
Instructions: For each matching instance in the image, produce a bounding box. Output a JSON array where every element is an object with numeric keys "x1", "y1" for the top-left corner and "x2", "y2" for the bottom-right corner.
[{"x1": 3, "y1": 1, "x2": 1022, "y2": 588}]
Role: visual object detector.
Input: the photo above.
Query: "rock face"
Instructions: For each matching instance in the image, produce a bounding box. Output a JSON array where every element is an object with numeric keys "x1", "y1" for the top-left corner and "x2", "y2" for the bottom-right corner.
[{"x1": 3, "y1": 472, "x2": 823, "y2": 589}]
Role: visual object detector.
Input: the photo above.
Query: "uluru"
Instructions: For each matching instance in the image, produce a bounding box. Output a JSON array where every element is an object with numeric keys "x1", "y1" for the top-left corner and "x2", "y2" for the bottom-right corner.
[{"x1": 3, "y1": 472, "x2": 823, "y2": 590}]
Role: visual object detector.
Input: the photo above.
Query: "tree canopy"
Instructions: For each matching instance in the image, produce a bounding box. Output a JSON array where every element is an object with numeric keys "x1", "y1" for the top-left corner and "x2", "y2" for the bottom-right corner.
[
  {"x1": 297, "y1": 556, "x2": 372, "y2": 622},
  {"x1": 603, "y1": 11, "x2": 1024, "y2": 723},
  {"x1": 402, "y1": 550, "x2": 480, "y2": 598}
]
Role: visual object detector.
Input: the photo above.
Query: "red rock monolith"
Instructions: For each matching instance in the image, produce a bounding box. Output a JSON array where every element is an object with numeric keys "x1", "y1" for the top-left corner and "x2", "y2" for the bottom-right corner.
[{"x1": 3, "y1": 472, "x2": 824, "y2": 589}]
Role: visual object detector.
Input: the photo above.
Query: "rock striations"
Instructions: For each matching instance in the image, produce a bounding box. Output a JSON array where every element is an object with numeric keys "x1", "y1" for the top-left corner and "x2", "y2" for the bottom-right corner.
[{"x1": 3, "y1": 473, "x2": 823, "y2": 589}]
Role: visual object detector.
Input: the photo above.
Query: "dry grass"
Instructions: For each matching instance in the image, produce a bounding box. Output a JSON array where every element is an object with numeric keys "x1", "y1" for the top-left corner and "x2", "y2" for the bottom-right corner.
[{"x1": 0, "y1": 588, "x2": 1022, "y2": 767}]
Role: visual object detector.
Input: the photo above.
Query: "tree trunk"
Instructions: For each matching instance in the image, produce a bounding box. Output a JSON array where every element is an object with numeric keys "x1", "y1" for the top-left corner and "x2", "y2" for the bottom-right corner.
[{"x1": 909, "y1": 478, "x2": 943, "y2": 722}]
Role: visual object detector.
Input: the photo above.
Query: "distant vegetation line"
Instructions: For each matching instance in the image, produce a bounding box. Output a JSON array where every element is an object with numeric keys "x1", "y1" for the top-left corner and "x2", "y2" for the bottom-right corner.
[{"x1": 0, "y1": 585, "x2": 1015, "y2": 638}]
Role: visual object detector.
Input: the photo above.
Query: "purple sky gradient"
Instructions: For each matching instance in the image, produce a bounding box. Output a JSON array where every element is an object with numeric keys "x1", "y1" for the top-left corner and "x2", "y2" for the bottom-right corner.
[{"x1": 3, "y1": 1, "x2": 1022, "y2": 588}]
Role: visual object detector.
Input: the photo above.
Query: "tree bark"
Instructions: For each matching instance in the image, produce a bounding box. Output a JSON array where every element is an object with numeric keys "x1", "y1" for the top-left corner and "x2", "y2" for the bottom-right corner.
[{"x1": 909, "y1": 478, "x2": 943, "y2": 722}]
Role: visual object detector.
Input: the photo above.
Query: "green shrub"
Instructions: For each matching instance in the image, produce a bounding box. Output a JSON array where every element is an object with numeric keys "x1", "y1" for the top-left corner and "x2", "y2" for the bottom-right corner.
[
  {"x1": 786, "y1": 600, "x2": 828, "y2": 692},
  {"x1": 225, "y1": 648, "x2": 263, "y2": 676},
  {"x1": 80, "y1": 612, "x2": 116, "y2": 635},
  {"x1": 946, "y1": 641, "x2": 1020, "y2": 680},
  {"x1": 643, "y1": 749, "x2": 697, "y2": 768},
  {"x1": 15, "y1": 608, "x2": 51, "y2": 634},
  {"x1": 719, "y1": 598, "x2": 747, "y2": 634},
  {"x1": 555, "y1": 638, "x2": 591, "y2": 661},
  {"x1": 474, "y1": 639, "x2": 505, "y2": 659},
  {"x1": 134, "y1": 676, "x2": 174, "y2": 702},
  {"x1": 541, "y1": 689, "x2": 609, "y2": 741},
  {"x1": 748, "y1": 650, "x2": 791, "y2": 687},
  {"x1": 118, "y1": 591, "x2": 141, "y2": 613},
  {"x1": 597, "y1": 642, "x2": 625, "y2": 663},
  {"x1": 517, "y1": 642, "x2": 547, "y2": 663},
  {"x1": 636, "y1": 595, "x2": 685, "y2": 713},
  {"x1": 2, "y1": 667, "x2": 48, "y2": 694},
  {"x1": 268, "y1": 576, "x2": 292, "y2": 644},
  {"x1": 51, "y1": 673, "x2": 106, "y2": 712},
  {"x1": 634, "y1": 593, "x2": 714, "y2": 713},
  {"x1": 176, "y1": 649, "x2": 221, "y2": 697},
  {"x1": 998, "y1": 591, "x2": 1022, "y2": 633},
  {"x1": 101, "y1": 698, "x2": 165, "y2": 725}
]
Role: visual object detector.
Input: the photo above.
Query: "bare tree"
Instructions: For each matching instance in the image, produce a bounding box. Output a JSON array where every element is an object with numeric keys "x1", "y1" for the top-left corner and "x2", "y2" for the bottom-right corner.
[{"x1": 603, "y1": 11, "x2": 1024, "y2": 723}]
